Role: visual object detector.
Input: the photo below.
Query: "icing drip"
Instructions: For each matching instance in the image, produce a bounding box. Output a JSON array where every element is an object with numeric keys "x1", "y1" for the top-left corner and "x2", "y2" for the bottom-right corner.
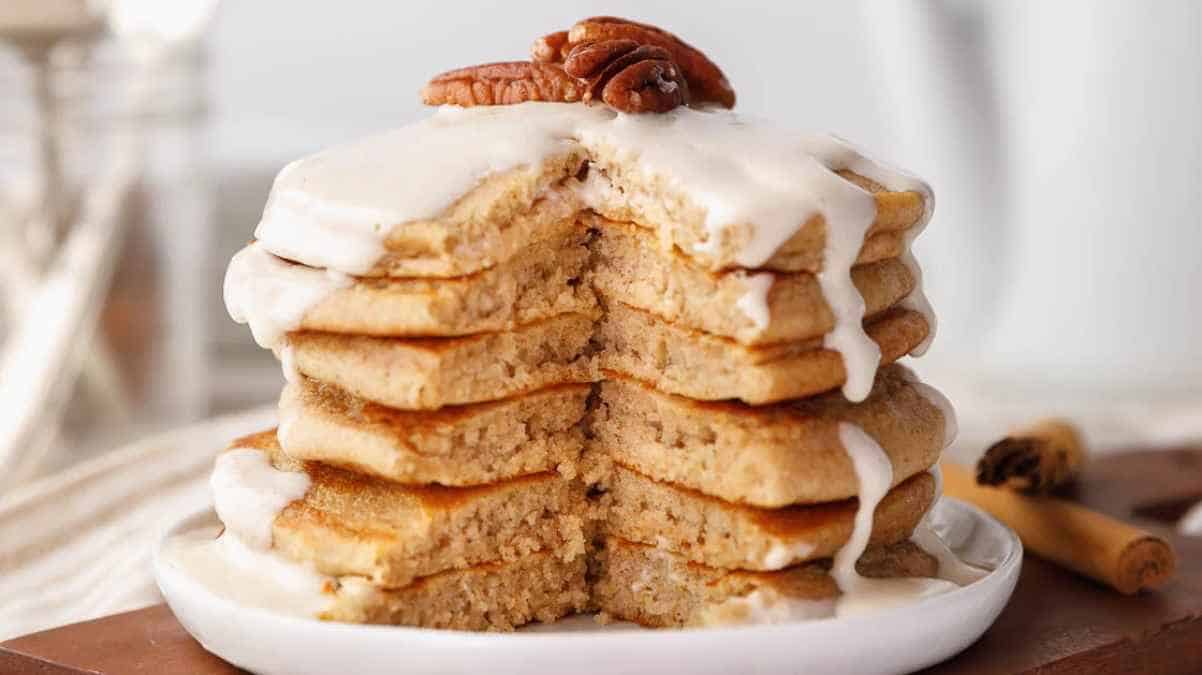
[
  {"x1": 210, "y1": 448, "x2": 310, "y2": 550},
  {"x1": 278, "y1": 343, "x2": 299, "y2": 384},
  {"x1": 170, "y1": 446, "x2": 336, "y2": 618},
  {"x1": 223, "y1": 242, "x2": 351, "y2": 350},
  {"x1": 814, "y1": 191, "x2": 879, "y2": 402},
  {"x1": 826, "y1": 138, "x2": 937, "y2": 356},
  {"x1": 832, "y1": 423, "x2": 958, "y2": 618},
  {"x1": 169, "y1": 446, "x2": 334, "y2": 617},
  {"x1": 911, "y1": 467, "x2": 989, "y2": 585},
  {"x1": 831, "y1": 423, "x2": 895, "y2": 591},
  {"x1": 735, "y1": 272, "x2": 774, "y2": 331}
]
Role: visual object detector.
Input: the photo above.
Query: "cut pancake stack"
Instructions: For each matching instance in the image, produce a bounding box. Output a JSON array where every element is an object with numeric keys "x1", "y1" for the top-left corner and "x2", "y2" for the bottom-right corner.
[
  {"x1": 583, "y1": 180, "x2": 949, "y2": 625},
  {"x1": 215, "y1": 102, "x2": 959, "y2": 631}
]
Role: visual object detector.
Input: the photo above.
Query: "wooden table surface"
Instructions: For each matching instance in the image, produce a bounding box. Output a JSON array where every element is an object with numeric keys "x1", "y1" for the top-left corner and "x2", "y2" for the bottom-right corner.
[{"x1": 4, "y1": 449, "x2": 1202, "y2": 674}]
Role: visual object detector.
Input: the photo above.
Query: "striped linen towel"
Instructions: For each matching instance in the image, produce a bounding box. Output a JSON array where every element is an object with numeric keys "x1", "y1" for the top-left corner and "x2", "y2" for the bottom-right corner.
[{"x1": 0, "y1": 407, "x2": 274, "y2": 640}]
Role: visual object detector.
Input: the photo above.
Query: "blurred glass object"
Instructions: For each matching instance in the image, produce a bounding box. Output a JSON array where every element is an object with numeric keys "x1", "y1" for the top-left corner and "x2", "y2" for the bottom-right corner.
[{"x1": 0, "y1": 1, "x2": 218, "y2": 485}]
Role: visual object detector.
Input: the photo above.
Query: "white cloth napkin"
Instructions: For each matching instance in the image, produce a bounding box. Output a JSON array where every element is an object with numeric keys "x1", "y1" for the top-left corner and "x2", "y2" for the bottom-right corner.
[{"x1": 0, "y1": 407, "x2": 273, "y2": 640}]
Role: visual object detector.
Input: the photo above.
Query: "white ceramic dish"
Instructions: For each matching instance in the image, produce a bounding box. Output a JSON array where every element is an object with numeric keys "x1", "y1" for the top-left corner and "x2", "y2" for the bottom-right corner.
[{"x1": 155, "y1": 498, "x2": 1020, "y2": 675}]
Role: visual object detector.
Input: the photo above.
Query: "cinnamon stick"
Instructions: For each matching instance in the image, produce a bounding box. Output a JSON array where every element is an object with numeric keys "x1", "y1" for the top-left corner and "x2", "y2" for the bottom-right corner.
[
  {"x1": 977, "y1": 418, "x2": 1085, "y2": 494},
  {"x1": 943, "y1": 461, "x2": 1176, "y2": 594}
]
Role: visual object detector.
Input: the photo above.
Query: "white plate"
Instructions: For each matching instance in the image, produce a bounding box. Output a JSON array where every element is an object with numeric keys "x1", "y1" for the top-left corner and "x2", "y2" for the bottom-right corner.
[{"x1": 155, "y1": 498, "x2": 1020, "y2": 675}]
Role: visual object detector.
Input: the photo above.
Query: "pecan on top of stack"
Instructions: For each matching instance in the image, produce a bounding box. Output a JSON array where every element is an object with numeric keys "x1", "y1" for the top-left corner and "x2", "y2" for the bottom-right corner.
[{"x1": 421, "y1": 16, "x2": 735, "y2": 114}]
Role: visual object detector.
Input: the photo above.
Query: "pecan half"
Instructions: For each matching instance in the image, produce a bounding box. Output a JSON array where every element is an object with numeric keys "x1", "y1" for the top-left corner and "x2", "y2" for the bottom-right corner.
[
  {"x1": 531, "y1": 30, "x2": 570, "y2": 63},
  {"x1": 563, "y1": 40, "x2": 689, "y2": 112},
  {"x1": 567, "y1": 16, "x2": 735, "y2": 108},
  {"x1": 421, "y1": 61, "x2": 583, "y2": 106},
  {"x1": 563, "y1": 39, "x2": 638, "y2": 80},
  {"x1": 602, "y1": 59, "x2": 689, "y2": 114}
]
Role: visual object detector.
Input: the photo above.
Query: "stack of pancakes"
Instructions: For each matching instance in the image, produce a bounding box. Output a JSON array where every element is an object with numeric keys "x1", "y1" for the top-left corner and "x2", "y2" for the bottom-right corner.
[{"x1": 219, "y1": 103, "x2": 954, "y2": 630}]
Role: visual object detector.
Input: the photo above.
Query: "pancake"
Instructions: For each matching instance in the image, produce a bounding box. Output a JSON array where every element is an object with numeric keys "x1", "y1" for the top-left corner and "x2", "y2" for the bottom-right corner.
[
  {"x1": 232, "y1": 431, "x2": 588, "y2": 588},
  {"x1": 326, "y1": 549, "x2": 589, "y2": 629},
  {"x1": 239, "y1": 220, "x2": 595, "y2": 338},
  {"x1": 286, "y1": 310, "x2": 598, "y2": 410},
  {"x1": 591, "y1": 537, "x2": 937, "y2": 628},
  {"x1": 594, "y1": 464, "x2": 934, "y2": 571},
  {"x1": 597, "y1": 303, "x2": 929, "y2": 404},
  {"x1": 278, "y1": 378, "x2": 590, "y2": 485},
  {"x1": 592, "y1": 365, "x2": 947, "y2": 507},
  {"x1": 579, "y1": 161, "x2": 925, "y2": 274},
  {"x1": 590, "y1": 216, "x2": 916, "y2": 345}
]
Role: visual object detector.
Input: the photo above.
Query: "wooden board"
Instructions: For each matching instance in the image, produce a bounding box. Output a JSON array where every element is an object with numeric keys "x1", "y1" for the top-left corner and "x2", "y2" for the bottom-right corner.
[
  {"x1": 922, "y1": 448, "x2": 1202, "y2": 674},
  {"x1": 4, "y1": 449, "x2": 1202, "y2": 674}
]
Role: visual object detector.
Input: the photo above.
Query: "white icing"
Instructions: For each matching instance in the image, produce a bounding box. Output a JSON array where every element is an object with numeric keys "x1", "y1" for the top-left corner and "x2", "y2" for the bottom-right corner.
[
  {"x1": 161, "y1": 527, "x2": 334, "y2": 617},
  {"x1": 831, "y1": 140, "x2": 938, "y2": 356},
  {"x1": 816, "y1": 208, "x2": 880, "y2": 402},
  {"x1": 831, "y1": 423, "x2": 895, "y2": 590},
  {"x1": 278, "y1": 343, "x2": 299, "y2": 384},
  {"x1": 1179, "y1": 501, "x2": 1202, "y2": 537},
  {"x1": 735, "y1": 272, "x2": 774, "y2": 331},
  {"x1": 832, "y1": 423, "x2": 958, "y2": 618},
  {"x1": 760, "y1": 541, "x2": 815, "y2": 571},
  {"x1": 236, "y1": 104, "x2": 933, "y2": 399},
  {"x1": 223, "y1": 242, "x2": 351, "y2": 350},
  {"x1": 699, "y1": 589, "x2": 835, "y2": 626},
  {"x1": 210, "y1": 448, "x2": 310, "y2": 550},
  {"x1": 168, "y1": 448, "x2": 334, "y2": 617},
  {"x1": 910, "y1": 520, "x2": 988, "y2": 587}
]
